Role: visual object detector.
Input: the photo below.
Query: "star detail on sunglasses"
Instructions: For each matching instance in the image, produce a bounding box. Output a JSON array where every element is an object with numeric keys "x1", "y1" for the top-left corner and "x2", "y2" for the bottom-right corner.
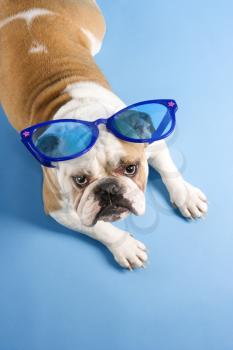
[
  {"x1": 23, "y1": 131, "x2": 30, "y2": 137},
  {"x1": 168, "y1": 101, "x2": 176, "y2": 108}
]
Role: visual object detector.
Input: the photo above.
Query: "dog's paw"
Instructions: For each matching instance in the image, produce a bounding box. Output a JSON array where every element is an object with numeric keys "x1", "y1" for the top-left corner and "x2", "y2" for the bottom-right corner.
[
  {"x1": 108, "y1": 234, "x2": 148, "y2": 270},
  {"x1": 168, "y1": 179, "x2": 208, "y2": 219}
]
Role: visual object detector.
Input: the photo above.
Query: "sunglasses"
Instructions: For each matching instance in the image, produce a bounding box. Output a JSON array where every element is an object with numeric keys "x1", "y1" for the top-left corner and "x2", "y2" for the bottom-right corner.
[{"x1": 21, "y1": 99, "x2": 177, "y2": 167}]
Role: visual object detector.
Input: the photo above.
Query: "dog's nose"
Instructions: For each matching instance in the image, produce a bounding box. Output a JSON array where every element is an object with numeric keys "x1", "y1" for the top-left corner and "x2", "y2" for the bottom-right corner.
[
  {"x1": 94, "y1": 180, "x2": 123, "y2": 204},
  {"x1": 98, "y1": 181, "x2": 120, "y2": 195}
]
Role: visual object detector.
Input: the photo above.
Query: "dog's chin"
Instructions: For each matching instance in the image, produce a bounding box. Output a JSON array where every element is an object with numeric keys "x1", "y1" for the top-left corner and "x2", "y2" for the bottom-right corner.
[{"x1": 92, "y1": 205, "x2": 133, "y2": 226}]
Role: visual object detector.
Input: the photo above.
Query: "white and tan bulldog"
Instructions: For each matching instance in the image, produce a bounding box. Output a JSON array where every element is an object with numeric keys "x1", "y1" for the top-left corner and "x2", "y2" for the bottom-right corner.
[{"x1": 0, "y1": 0, "x2": 208, "y2": 269}]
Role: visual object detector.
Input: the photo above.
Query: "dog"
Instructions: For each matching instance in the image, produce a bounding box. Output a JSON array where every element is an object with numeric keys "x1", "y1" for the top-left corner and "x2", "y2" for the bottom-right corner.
[{"x1": 0, "y1": 0, "x2": 208, "y2": 269}]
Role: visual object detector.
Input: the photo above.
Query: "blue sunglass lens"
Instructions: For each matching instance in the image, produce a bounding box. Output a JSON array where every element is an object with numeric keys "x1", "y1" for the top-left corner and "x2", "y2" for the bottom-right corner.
[
  {"x1": 112, "y1": 103, "x2": 172, "y2": 141},
  {"x1": 32, "y1": 122, "x2": 93, "y2": 159}
]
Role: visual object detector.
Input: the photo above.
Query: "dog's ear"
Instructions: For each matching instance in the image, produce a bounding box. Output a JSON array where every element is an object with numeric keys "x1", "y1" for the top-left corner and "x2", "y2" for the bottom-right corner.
[{"x1": 42, "y1": 167, "x2": 62, "y2": 214}]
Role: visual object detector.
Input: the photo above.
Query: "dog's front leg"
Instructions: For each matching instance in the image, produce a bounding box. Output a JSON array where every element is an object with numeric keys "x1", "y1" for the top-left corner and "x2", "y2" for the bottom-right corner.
[
  {"x1": 147, "y1": 140, "x2": 208, "y2": 219},
  {"x1": 50, "y1": 209, "x2": 148, "y2": 269}
]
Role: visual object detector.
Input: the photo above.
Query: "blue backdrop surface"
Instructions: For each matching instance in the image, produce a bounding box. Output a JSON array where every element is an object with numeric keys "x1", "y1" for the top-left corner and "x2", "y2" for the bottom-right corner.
[{"x1": 0, "y1": 1, "x2": 233, "y2": 349}]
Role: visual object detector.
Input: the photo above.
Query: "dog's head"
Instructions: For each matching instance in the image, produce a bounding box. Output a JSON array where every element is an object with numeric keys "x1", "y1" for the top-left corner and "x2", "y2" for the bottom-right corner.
[{"x1": 43, "y1": 126, "x2": 148, "y2": 227}]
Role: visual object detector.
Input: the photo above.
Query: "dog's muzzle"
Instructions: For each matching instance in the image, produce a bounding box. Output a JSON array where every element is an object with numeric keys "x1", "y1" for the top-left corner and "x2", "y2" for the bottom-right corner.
[{"x1": 93, "y1": 179, "x2": 135, "y2": 224}]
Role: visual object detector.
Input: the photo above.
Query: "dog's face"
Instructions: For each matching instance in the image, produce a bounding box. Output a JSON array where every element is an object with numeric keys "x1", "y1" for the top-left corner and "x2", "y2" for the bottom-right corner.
[{"x1": 44, "y1": 126, "x2": 148, "y2": 227}]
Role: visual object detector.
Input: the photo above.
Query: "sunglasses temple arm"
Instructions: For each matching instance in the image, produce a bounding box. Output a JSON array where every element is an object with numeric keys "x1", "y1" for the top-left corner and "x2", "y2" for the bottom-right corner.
[
  {"x1": 21, "y1": 140, "x2": 55, "y2": 168},
  {"x1": 154, "y1": 110, "x2": 174, "y2": 138}
]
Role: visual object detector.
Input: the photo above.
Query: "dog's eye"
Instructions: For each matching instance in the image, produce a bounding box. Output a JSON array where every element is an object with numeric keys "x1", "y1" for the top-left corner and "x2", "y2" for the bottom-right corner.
[
  {"x1": 124, "y1": 164, "x2": 138, "y2": 177},
  {"x1": 73, "y1": 175, "x2": 88, "y2": 187}
]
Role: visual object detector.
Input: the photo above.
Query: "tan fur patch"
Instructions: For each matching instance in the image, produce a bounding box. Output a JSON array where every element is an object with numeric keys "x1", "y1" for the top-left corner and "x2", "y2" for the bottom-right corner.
[
  {"x1": 42, "y1": 167, "x2": 62, "y2": 214},
  {"x1": 0, "y1": 0, "x2": 109, "y2": 130}
]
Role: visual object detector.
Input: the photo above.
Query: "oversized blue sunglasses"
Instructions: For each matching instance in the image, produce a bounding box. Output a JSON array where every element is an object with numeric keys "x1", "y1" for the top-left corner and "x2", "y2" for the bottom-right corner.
[{"x1": 21, "y1": 99, "x2": 177, "y2": 168}]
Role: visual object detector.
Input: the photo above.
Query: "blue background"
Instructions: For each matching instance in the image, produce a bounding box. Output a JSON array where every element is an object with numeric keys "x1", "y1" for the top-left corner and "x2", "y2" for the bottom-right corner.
[{"x1": 0, "y1": 0, "x2": 233, "y2": 349}]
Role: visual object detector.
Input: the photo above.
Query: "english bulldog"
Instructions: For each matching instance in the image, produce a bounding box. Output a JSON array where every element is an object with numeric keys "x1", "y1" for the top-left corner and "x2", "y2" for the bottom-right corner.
[{"x1": 0, "y1": 0, "x2": 208, "y2": 269}]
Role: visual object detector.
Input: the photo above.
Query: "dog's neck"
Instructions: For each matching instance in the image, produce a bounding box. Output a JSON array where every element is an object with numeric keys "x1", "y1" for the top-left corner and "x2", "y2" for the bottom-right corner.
[{"x1": 53, "y1": 81, "x2": 126, "y2": 122}]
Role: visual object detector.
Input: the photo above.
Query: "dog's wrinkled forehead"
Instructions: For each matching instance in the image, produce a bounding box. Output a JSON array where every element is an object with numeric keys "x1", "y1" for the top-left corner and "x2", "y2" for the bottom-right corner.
[{"x1": 57, "y1": 126, "x2": 127, "y2": 177}]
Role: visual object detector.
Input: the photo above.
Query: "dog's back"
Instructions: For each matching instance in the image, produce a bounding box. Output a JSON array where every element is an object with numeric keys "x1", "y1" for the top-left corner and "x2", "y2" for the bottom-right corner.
[{"x1": 0, "y1": 0, "x2": 109, "y2": 130}]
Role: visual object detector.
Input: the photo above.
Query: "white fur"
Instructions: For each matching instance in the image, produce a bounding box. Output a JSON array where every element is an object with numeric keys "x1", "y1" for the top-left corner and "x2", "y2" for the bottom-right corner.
[
  {"x1": 53, "y1": 81, "x2": 125, "y2": 121},
  {"x1": 29, "y1": 41, "x2": 48, "y2": 54},
  {"x1": 0, "y1": 8, "x2": 56, "y2": 29},
  {"x1": 148, "y1": 140, "x2": 208, "y2": 218},
  {"x1": 81, "y1": 27, "x2": 102, "y2": 56}
]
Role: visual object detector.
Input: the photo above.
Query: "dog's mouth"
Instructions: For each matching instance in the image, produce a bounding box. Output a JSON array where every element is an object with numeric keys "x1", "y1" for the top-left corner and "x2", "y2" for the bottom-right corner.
[
  {"x1": 96, "y1": 205, "x2": 129, "y2": 223},
  {"x1": 93, "y1": 199, "x2": 136, "y2": 225}
]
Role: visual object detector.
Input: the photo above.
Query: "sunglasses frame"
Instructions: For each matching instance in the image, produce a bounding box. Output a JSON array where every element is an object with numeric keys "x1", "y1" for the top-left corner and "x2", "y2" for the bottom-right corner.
[{"x1": 21, "y1": 99, "x2": 177, "y2": 167}]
